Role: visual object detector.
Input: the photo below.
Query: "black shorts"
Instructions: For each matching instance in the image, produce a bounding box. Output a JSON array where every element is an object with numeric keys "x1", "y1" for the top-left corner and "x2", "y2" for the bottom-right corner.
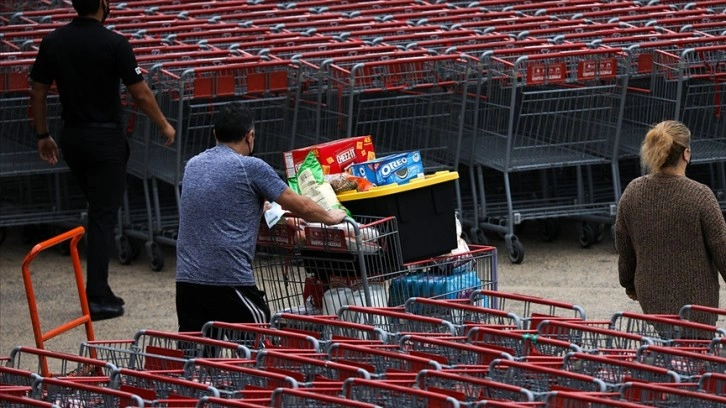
[{"x1": 176, "y1": 282, "x2": 271, "y2": 333}]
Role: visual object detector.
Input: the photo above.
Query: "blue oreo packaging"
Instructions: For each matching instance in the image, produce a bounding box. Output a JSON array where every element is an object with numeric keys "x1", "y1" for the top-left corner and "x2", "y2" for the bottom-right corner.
[{"x1": 349, "y1": 151, "x2": 424, "y2": 186}]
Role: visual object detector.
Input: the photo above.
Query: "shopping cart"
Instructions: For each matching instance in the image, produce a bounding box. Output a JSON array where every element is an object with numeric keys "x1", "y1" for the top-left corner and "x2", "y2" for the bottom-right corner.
[
  {"x1": 620, "y1": 380, "x2": 726, "y2": 407},
  {"x1": 635, "y1": 344, "x2": 726, "y2": 380},
  {"x1": 488, "y1": 358, "x2": 608, "y2": 399},
  {"x1": 342, "y1": 377, "x2": 463, "y2": 408},
  {"x1": 270, "y1": 387, "x2": 383, "y2": 408},
  {"x1": 336, "y1": 305, "x2": 458, "y2": 340},
  {"x1": 0, "y1": 393, "x2": 61, "y2": 408},
  {"x1": 416, "y1": 369, "x2": 536, "y2": 404},
  {"x1": 536, "y1": 320, "x2": 656, "y2": 357},
  {"x1": 326, "y1": 342, "x2": 444, "y2": 379},
  {"x1": 108, "y1": 367, "x2": 220, "y2": 404},
  {"x1": 467, "y1": 46, "x2": 630, "y2": 262},
  {"x1": 0, "y1": 365, "x2": 40, "y2": 392},
  {"x1": 562, "y1": 352, "x2": 682, "y2": 390},
  {"x1": 466, "y1": 326, "x2": 583, "y2": 361},
  {"x1": 270, "y1": 313, "x2": 389, "y2": 346},
  {"x1": 255, "y1": 215, "x2": 402, "y2": 316},
  {"x1": 255, "y1": 349, "x2": 372, "y2": 385},
  {"x1": 403, "y1": 298, "x2": 522, "y2": 329},
  {"x1": 196, "y1": 395, "x2": 272, "y2": 408},
  {"x1": 31, "y1": 376, "x2": 144, "y2": 408},
  {"x1": 398, "y1": 334, "x2": 515, "y2": 368},
  {"x1": 183, "y1": 358, "x2": 298, "y2": 399},
  {"x1": 471, "y1": 290, "x2": 588, "y2": 330},
  {"x1": 79, "y1": 330, "x2": 251, "y2": 374},
  {"x1": 699, "y1": 371, "x2": 726, "y2": 395},
  {"x1": 0, "y1": 59, "x2": 86, "y2": 236},
  {"x1": 200, "y1": 321, "x2": 322, "y2": 352},
  {"x1": 609, "y1": 311, "x2": 726, "y2": 346},
  {"x1": 544, "y1": 391, "x2": 653, "y2": 408},
  {"x1": 679, "y1": 304, "x2": 726, "y2": 328},
  {"x1": 4, "y1": 347, "x2": 116, "y2": 383}
]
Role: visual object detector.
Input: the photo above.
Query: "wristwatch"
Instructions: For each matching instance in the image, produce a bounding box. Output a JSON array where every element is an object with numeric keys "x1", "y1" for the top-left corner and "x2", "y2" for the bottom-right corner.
[{"x1": 36, "y1": 132, "x2": 51, "y2": 140}]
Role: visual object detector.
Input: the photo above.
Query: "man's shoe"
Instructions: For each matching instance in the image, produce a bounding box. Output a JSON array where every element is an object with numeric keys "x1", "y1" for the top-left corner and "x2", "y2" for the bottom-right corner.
[
  {"x1": 109, "y1": 294, "x2": 125, "y2": 306},
  {"x1": 89, "y1": 301, "x2": 124, "y2": 321},
  {"x1": 106, "y1": 288, "x2": 125, "y2": 306}
]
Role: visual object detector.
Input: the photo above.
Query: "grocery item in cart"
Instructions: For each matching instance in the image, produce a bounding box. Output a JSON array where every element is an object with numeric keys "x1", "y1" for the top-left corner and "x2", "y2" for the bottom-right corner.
[
  {"x1": 349, "y1": 151, "x2": 424, "y2": 186},
  {"x1": 289, "y1": 151, "x2": 351, "y2": 216},
  {"x1": 387, "y1": 268, "x2": 482, "y2": 307},
  {"x1": 283, "y1": 135, "x2": 375, "y2": 179}
]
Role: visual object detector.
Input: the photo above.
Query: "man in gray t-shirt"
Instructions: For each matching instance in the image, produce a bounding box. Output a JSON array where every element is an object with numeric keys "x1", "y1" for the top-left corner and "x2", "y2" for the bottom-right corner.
[{"x1": 175, "y1": 102, "x2": 345, "y2": 332}]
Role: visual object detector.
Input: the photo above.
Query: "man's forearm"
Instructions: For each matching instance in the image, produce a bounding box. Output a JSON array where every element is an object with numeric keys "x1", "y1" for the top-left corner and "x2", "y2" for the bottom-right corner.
[
  {"x1": 30, "y1": 83, "x2": 49, "y2": 134},
  {"x1": 135, "y1": 88, "x2": 170, "y2": 129}
]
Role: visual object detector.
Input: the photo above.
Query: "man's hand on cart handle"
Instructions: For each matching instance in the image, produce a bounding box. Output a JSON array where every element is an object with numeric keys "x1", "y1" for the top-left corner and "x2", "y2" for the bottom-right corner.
[{"x1": 327, "y1": 209, "x2": 347, "y2": 225}]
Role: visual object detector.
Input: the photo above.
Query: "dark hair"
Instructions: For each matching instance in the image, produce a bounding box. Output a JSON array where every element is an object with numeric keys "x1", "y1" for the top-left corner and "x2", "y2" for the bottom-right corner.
[
  {"x1": 72, "y1": 0, "x2": 101, "y2": 15},
  {"x1": 213, "y1": 102, "x2": 255, "y2": 143}
]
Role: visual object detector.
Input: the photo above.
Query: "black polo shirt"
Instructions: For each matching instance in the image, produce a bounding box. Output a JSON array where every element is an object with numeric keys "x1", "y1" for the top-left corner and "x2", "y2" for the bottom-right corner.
[{"x1": 30, "y1": 17, "x2": 144, "y2": 125}]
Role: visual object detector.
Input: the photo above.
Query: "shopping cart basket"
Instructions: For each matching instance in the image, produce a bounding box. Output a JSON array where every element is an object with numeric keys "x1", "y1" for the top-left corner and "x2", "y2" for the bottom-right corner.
[
  {"x1": 416, "y1": 369, "x2": 536, "y2": 404},
  {"x1": 255, "y1": 215, "x2": 402, "y2": 316}
]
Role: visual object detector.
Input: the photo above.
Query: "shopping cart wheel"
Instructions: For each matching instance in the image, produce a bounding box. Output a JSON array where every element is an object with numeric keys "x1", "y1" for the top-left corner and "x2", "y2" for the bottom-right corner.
[
  {"x1": 595, "y1": 223, "x2": 606, "y2": 243},
  {"x1": 116, "y1": 235, "x2": 138, "y2": 265},
  {"x1": 578, "y1": 222, "x2": 596, "y2": 248},
  {"x1": 147, "y1": 242, "x2": 165, "y2": 272},
  {"x1": 506, "y1": 235, "x2": 525, "y2": 264},
  {"x1": 473, "y1": 228, "x2": 488, "y2": 245},
  {"x1": 537, "y1": 219, "x2": 560, "y2": 242}
]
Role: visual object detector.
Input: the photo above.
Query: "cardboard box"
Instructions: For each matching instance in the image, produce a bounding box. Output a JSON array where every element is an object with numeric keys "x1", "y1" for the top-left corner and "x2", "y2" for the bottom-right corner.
[
  {"x1": 338, "y1": 171, "x2": 459, "y2": 262},
  {"x1": 348, "y1": 151, "x2": 424, "y2": 186},
  {"x1": 283, "y1": 136, "x2": 375, "y2": 179}
]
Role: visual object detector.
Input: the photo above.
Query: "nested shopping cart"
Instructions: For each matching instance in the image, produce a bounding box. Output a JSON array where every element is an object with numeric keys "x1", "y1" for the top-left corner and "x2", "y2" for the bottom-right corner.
[
  {"x1": 182, "y1": 358, "x2": 299, "y2": 399},
  {"x1": 488, "y1": 358, "x2": 608, "y2": 399},
  {"x1": 416, "y1": 369, "x2": 536, "y2": 404},
  {"x1": 0, "y1": 59, "x2": 86, "y2": 239},
  {"x1": 623, "y1": 40, "x2": 726, "y2": 209},
  {"x1": 620, "y1": 380, "x2": 726, "y2": 407},
  {"x1": 563, "y1": 350, "x2": 683, "y2": 387},
  {"x1": 609, "y1": 311, "x2": 726, "y2": 346},
  {"x1": 119, "y1": 56, "x2": 302, "y2": 270},
  {"x1": 635, "y1": 344, "x2": 726, "y2": 380},
  {"x1": 462, "y1": 46, "x2": 631, "y2": 262}
]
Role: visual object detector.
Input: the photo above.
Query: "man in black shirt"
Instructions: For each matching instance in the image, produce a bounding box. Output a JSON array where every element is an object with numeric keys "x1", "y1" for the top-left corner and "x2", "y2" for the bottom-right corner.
[{"x1": 30, "y1": 0, "x2": 175, "y2": 321}]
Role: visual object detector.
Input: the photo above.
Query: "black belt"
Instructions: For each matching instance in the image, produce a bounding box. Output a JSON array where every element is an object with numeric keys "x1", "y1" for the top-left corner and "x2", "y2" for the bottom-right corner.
[{"x1": 64, "y1": 121, "x2": 121, "y2": 129}]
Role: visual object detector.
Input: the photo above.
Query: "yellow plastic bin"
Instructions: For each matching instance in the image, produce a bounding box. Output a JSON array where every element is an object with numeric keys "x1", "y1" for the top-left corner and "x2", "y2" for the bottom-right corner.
[{"x1": 338, "y1": 171, "x2": 459, "y2": 263}]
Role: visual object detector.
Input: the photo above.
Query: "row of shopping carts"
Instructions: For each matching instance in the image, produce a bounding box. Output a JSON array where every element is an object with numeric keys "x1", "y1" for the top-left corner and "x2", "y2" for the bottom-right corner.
[
  {"x1": 2, "y1": 283, "x2": 726, "y2": 407},
  {"x1": 1, "y1": 0, "x2": 725, "y2": 265}
]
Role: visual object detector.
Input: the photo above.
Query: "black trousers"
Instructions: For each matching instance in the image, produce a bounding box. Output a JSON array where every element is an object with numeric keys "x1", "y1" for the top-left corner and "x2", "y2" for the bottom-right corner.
[
  {"x1": 176, "y1": 282, "x2": 271, "y2": 333},
  {"x1": 60, "y1": 126, "x2": 129, "y2": 302}
]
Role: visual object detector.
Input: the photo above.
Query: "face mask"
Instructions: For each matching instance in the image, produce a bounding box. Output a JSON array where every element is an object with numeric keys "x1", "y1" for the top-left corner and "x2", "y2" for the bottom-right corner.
[
  {"x1": 247, "y1": 139, "x2": 254, "y2": 157},
  {"x1": 101, "y1": 0, "x2": 110, "y2": 22}
]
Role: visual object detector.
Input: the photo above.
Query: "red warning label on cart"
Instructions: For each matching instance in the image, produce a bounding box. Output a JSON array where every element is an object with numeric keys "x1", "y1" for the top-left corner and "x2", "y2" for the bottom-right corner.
[
  {"x1": 577, "y1": 59, "x2": 618, "y2": 80},
  {"x1": 304, "y1": 226, "x2": 348, "y2": 250},
  {"x1": 526, "y1": 63, "x2": 567, "y2": 85}
]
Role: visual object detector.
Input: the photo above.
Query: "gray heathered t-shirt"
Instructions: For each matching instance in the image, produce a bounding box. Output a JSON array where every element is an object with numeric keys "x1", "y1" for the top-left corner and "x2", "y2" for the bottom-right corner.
[{"x1": 176, "y1": 145, "x2": 288, "y2": 286}]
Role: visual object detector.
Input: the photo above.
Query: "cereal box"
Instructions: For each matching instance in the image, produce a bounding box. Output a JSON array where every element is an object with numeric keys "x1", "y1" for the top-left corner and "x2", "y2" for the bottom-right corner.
[
  {"x1": 283, "y1": 136, "x2": 375, "y2": 179},
  {"x1": 348, "y1": 151, "x2": 424, "y2": 186}
]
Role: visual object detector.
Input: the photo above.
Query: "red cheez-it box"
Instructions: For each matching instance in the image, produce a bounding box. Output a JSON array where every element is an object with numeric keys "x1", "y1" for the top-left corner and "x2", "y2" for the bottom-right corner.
[{"x1": 283, "y1": 136, "x2": 375, "y2": 179}]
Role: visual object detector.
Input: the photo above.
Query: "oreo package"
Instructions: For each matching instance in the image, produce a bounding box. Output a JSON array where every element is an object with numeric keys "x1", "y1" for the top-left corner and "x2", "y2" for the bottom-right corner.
[{"x1": 349, "y1": 151, "x2": 424, "y2": 186}]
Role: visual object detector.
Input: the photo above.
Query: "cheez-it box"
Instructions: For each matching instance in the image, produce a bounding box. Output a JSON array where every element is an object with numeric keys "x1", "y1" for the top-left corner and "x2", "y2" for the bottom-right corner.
[{"x1": 283, "y1": 136, "x2": 375, "y2": 179}]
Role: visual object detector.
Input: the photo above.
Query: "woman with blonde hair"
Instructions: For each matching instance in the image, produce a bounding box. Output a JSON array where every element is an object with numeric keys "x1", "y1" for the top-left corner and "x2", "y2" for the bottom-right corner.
[{"x1": 615, "y1": 120, "x2": 726, "y2": 326}]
